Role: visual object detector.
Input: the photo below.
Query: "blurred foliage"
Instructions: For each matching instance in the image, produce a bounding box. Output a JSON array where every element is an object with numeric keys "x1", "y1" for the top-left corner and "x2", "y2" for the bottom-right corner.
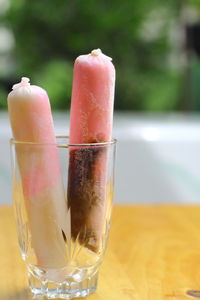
[
  {"x1": 0, "y1": 0, "x2": 198, "y2": 110},
  {"x1": 33, "y1": 60, "x2": 72, "y2": 109}
]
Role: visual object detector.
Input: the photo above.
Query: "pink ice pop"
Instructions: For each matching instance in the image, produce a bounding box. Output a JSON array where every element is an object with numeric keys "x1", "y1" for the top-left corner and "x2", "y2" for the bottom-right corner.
[
  {"x1": 8, "y1": 77, "x2": 68, "y2": 268},
  {"x1": 68, "y1": 49, "x2": 115, "y2": 252},
  {"x1": 69, "y1": 48, "x2": 115, "y2": 144}
]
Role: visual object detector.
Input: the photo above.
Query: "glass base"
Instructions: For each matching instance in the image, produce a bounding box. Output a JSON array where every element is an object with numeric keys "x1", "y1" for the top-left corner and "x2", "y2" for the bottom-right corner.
[{"x1": 28, "y1": 270, "x2": 98, "y2": 299}]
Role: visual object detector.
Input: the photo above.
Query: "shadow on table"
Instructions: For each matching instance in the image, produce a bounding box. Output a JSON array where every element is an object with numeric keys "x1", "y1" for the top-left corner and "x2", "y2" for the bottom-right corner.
[
  {"x1": 0, "y1": 289, "x2": 83, "y2": 300},
  {"x1": 0, "y1": 289, "x2": 31, "y2": 300}
]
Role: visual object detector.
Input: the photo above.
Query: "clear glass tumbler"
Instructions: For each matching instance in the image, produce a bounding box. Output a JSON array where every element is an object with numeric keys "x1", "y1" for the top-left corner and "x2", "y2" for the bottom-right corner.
[{"x1": 10, "y1": 135, "x2": 116, "y2": 299}]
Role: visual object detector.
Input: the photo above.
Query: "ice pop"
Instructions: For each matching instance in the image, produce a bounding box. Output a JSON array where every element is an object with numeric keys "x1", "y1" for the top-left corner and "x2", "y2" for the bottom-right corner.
[
  {"x1": 68, "y1": 49, "x2": 115, "y2": 252},
  {"x1": 8, "y1": 77, "x2": 68, "y2": 268}
]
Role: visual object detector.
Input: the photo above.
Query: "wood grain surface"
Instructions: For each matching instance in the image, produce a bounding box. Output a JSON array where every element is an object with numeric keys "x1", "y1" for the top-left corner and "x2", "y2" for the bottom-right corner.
[{"x1": 1, "y1": 205, "x2": 200, "y2": 300}]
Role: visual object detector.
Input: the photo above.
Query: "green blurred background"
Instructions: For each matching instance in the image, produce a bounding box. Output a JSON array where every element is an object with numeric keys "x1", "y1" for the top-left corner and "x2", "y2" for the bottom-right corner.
[{"x1": 0, "y1": 0, "x2": 200, "y2": 111}]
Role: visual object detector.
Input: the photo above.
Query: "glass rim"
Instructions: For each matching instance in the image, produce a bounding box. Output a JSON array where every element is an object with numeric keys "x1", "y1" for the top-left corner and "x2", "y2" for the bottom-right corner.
[{"x1": 10, "y1": 134, "x2": 117, "y2": 147}]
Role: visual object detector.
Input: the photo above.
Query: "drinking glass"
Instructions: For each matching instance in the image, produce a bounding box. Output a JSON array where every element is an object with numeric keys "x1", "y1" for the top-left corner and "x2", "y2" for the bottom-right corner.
[{"x1": 10, "y1": 135, "x2": 116, "y2": 299}]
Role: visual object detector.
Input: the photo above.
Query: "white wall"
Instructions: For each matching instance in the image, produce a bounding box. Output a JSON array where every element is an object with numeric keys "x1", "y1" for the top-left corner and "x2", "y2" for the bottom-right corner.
[{"x1": 1, "y1": 111, "x2": 200, "y2": 204}]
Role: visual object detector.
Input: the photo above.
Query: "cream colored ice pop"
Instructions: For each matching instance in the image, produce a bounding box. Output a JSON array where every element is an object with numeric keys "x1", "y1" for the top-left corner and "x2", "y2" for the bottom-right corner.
[
  {"x1": 8, "y1": 77, "x2": 68, "y2": 268},
  {"x1": 68, "y1": 49, "x2": 115, "y2": 252}
]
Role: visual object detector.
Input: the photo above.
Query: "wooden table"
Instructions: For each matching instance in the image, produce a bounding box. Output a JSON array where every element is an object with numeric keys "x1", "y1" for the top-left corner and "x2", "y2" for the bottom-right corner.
[{"x1": 1, "y1": 205, "x2": 200, "y2": 300}]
